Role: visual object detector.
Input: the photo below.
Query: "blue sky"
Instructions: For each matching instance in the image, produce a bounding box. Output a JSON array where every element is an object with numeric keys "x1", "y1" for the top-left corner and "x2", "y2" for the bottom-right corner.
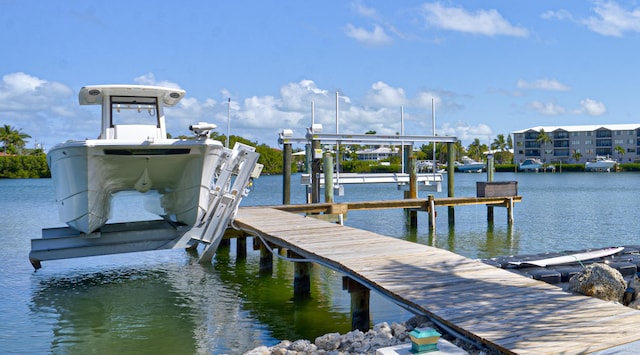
[{"x1": 2, "y1": 0, "x2": 640, "y2": 151}]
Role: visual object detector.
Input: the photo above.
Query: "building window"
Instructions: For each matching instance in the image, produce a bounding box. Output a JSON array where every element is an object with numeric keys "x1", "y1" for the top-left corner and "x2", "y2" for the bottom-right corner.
[
  {"x1": 614, "y1": 139, "x2": 624, "y2": 145},
  {"x1": 571, "y1": 140, "x2": 580, "y2": 145},
  {"x1": 585, "y1": 140, "x2": 592, "y2": 145}
]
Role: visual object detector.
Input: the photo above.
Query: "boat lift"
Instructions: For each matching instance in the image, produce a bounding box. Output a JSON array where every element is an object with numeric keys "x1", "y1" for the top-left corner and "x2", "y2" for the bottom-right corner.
[
  {"x1": 29, "y1": 143, "x2": 262, "y2": 269},
  {"x1": 280, "y1": 128, "x2": 458, "y2": 195}
]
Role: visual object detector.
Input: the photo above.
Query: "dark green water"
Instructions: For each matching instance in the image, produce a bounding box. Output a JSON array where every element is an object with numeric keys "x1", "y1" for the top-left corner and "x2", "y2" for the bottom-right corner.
[{"x1": 2, "y1": 172, "x2": 640, "y2": 353}]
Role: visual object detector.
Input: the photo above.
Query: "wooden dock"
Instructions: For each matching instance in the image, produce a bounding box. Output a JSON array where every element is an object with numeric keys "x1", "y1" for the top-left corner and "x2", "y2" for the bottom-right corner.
[{"x1": 233, "y1": 206, "x2": 640, "y2": 355}]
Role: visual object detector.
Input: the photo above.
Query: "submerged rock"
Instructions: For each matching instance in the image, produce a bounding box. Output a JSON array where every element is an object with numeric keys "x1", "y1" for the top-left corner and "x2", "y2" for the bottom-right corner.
[{"x1": 568, "y1": 263, "x2": 626, "y2": 302}]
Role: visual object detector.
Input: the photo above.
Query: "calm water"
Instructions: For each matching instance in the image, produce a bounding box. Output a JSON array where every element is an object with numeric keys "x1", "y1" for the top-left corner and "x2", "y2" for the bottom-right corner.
[{"x1": 2, "y1": 172, "x2": 640, "y2": 354}]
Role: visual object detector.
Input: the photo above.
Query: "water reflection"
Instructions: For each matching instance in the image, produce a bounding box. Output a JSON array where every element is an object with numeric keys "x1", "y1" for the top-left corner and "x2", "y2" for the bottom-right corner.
[{"x1": 30, "y1": 268, "x2": 198, "y2": 354}]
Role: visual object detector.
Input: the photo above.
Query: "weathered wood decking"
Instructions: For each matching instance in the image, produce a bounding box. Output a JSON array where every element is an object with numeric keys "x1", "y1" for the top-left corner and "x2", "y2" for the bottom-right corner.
[{"x1": 233, "y1": 207, "x2": 640, "y2": 355}]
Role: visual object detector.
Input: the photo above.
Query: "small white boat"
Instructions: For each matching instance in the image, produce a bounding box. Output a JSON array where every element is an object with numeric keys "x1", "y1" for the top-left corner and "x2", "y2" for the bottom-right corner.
[
  {"x1": 585, "y1": 155, "x2": 616, "y2": 172},
  {"x1": 518, "y1": 158, "x2": 543, "y2": 172},
  {"x1": 47, "y1": 85, "x2": 230, "y2": 233},
  {"x1": 455, "y1": 156, "x2": 484, "y2": 173}
]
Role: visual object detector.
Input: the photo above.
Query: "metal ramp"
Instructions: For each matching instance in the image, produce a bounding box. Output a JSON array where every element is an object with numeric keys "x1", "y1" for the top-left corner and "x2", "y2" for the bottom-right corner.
[{"x1": 29, "y1": 142, "x2": 261, "y2": 269}]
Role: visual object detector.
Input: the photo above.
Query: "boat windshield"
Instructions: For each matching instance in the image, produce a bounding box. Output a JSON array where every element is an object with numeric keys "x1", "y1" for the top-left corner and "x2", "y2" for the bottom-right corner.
[{"x1": 110, "y1": 96, "x2": 159, "y2": 127}]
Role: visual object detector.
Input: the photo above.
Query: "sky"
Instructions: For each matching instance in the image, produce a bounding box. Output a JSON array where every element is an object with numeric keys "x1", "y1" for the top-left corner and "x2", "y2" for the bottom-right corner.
[{"x1": 1, "y1": 0, "x2": 640, "y2": 151}]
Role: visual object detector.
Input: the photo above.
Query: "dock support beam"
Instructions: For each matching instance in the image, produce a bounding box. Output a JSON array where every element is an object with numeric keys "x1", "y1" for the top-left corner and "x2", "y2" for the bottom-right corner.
[
  {"x1": 324, "y1": 153, "x2": 334, "y2": 203},
  {"x1": 408, "y1": 156, "x2": 418, "y2": 227},
  {"x1": 447, "y1": 142, "x2": 455, "y2": 226},
  {"x1": 486, "y1": 154, "x2": 495, "y2": 224},
  {"x1": 237, "y1": 236, "x2": 247, "y2": 260},
  {"x1": 283, "y1": 143, "x2": 292, "y2": 205},
  {"x1": 343, "y1": 277, "x2": 370, "y2": 331},
  {"x1": 254, "y1": 238, "x2": 273, "y2": 275},
  {"x1": 428, "y1": 194, "x2": 436, "y2": 231},
  {"x1": 290, "y1": 251, "x2": 311, "y2": 298},
  {"x1": 507, "y1": 197, "x2": 514, "y2": 225}
]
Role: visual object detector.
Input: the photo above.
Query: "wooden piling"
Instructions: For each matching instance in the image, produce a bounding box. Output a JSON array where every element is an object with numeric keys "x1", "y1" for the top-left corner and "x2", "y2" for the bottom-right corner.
[
  {"x1": 486, "y1": 154, "x2": 495, "y2": 224},
  {"x1": 283, "y1": 143, "x2": 292, "y2": 205},
  {"x1": 289, "y1": 251, "x2": 311, "y2": 298},
  {"x1": 311, "y1": 140, "x2": 321, "y2": 203},
  {"x1": 343, "y1": 277, "x2": 371, "y2": 331},
  {"x1": 408, "y1": 156, "x2": 418, "y2": 227},
  {"x1": 428, "y1": 194, "x2": 436, "y2": 231},
  {"x1": 259, "y1": 242, "x2": 273, "y2": 274},
  {"x1": 237, "y1": 236, "x2": 247, "y2": 260},
  {"x1": 447, "y1": 142, "x2": 455, "y2": 226},
  {"x1": 324, "y1": 153, "x2": 334, "y2": 203}
]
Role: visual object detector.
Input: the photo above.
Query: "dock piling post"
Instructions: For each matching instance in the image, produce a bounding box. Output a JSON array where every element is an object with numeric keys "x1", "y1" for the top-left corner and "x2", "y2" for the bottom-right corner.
[
  {"x1": 258, "y1": 241, "x2": 273, "y2": 275},
  {"x1": 408, "y1": 156, "x2": 418, "y2": 227},
  {"x1": 428, "y1": 194, "x2": 436, "y2": 231},
  {"x1": 507, "y1": 197, "x2": 514, "y2": 225},
  {"x1": 343, "y1": 277, "x2": 371, "y2": 331},
  {"x1": 447, "y1": 142, "x2": 455, "y2": 226},
  {"x1": 237, "y1": 236, "x2": 247, "y2": 260},
  {"x1": 486, "y1": 154, "x2": 495, "y2": 224},
  {"x1": 290, "y1": 251, "x2": 311, "y2": 298},
  {"x1": 283, "y1": 143, "x2": 292, "y2": 205},
  {"x1": 324, "y1": 153, "x2": 334, "y2": 203}
]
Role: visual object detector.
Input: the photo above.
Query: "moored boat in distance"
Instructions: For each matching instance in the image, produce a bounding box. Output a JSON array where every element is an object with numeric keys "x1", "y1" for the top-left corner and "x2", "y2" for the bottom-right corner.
[
  {"x1": 47, "y1": 85, "x2": 232, "y2": 233},
  {"x1": 518, "y1": 158, "x2": 544, "y2": 172},
  {"x1": 455, "y1": 156, "x2": 484, "y2": 173},
  {"x1": 585, "y1": 155, "x2": 616, "y2": 172}
]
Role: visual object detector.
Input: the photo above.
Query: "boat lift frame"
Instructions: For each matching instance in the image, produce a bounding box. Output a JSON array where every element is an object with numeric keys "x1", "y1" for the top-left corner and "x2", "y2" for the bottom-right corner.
[
  {"x1": 279, "y1": 129, "x2": 458, "y2": 195},
  {"x1": 29, "y1": 142, "x2": 262, "y2": 269}
]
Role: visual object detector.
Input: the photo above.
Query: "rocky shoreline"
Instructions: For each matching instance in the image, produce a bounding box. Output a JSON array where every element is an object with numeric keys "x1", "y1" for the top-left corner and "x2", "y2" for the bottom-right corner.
[{"x1": 243, "y1": 315, "x2": 501, "y2": 355}]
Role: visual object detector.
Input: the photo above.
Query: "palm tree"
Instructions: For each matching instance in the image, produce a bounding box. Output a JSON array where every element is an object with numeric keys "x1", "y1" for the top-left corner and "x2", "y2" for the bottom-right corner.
[
  {"x1": 0, "y1": 124, "x2": 31, "y2": 154},
  {"x1": 467, "y1": 138, "x2": 484, "y2": 161},
  {"x1": 614, "y1": 145, "x2": 625, "y2": 162},
  {"x1": 491, "y1": 134, "x2": 508, "y2": 163},
  {"x1": 536, "y1": 129, "x2": 552, "y2": 161},
  {"x1": 572, "y1": 151, "x2": 582, "y2": 163}
]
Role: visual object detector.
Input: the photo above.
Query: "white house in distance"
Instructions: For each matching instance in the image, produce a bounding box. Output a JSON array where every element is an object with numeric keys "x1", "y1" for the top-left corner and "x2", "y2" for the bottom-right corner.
[
  {"x1": 512, "y1": 124, "x2": 640, "y2": 164},
  {"x1": 355, "y1": 146, "x2": 399, "y2": 161}
]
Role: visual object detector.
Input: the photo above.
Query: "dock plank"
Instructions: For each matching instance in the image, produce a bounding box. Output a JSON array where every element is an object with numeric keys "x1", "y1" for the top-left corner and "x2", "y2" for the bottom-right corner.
[{"x1": 234, "y1": 207, "x2": 640, "y2": 354}]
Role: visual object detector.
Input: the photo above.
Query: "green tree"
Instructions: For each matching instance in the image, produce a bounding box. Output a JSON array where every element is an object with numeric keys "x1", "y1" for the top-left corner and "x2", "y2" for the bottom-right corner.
[
  {"x1": 535, "y1": 129, "x2": 552, "y2": 162},
  {"x1": 0, "y1": 124, "x2": 31, "y2": 154},
  {"x1": 614, "y1": 145, "x2": 625, "y2": 162},
  {"x1": 491, "y1": 134, "x2": 508, "y2": 163},
  {"x1": 572, "y1": 150, "x2": 582, "y2": 163},
  {"x1": 466, "y1": 138, "x2": 487, "y2": 161}
]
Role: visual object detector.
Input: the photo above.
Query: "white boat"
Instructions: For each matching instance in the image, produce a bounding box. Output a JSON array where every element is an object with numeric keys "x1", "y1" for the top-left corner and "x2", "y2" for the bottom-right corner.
[
  {"x1": 47, "y1": 85, "x2": 230, "y2": 234},
  {"x1": 585, "y1": 155, "x2": 616, "y2": 172},
  {"x1": 518, "y1": 158, "x2": 543, "y2": 172},
  {"x1": 455, "y1": 156, "x2": 484, "y2": 172}
]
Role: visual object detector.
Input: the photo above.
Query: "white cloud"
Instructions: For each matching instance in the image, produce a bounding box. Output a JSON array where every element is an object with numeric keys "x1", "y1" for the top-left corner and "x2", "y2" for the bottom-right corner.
[
  {"x1": 440, "y1": 121, "x2": 493, "y2": 144},
  {"x1": 420, "y1": 2, "x2": 529, "y2": 37},
  {"x1": 529, "y1": 101, "x2": 566, "y2": 115},
  {"x1": 134, "y1": 73, "x2": 181, "y2": 89},
  {"x1": 344, "y1": 23, "x2": 393, "y2": 46},
  {"x1": 543, "y1": 1, "x2": 640, "y2": 37},
  {"x1": 351, "y1": 0, "x2": 379, "y2": 19},
  {"x1": 365, "y1": 81, "x2": 407, "y2": 107},
  {"x1": 576, "y1": 98, "x2": 606, "y2": 116},
  {"x1": 517, "y1": 78, "x2": 571, "y2": 91},
  {"x1": 541, "y1": 9, "x2": 574, "y2": 21},
  {"x1": 583, "y1": 1, "x2": 640, "y2": 36}
]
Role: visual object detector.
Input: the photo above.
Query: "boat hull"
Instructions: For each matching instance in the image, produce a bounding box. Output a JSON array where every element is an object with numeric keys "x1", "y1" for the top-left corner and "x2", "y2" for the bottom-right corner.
[
  {"x1": 585, "y1": 161, "x2": 616, "y2": 171},
  {"x1": 47, "y1": 139, "x2": 225, "y2": 233}
]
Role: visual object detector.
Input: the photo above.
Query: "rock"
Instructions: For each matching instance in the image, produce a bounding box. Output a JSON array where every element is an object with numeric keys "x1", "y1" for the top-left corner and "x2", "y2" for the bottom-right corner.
[
  {"x1": 314, "y1": 332, "x2": 341, "y2": 351},
  {"x1": 243, "y1": 345, "x2": 270, "y2": 355},
  {"x1": 568, "y1": 263, "x2": 626, "y2": 302}
]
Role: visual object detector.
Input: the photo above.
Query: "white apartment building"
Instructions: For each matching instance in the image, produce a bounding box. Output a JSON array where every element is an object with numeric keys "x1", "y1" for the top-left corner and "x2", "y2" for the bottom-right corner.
[{"x1": 512, "y1": 124, "x2": 640, "y2": 164}]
